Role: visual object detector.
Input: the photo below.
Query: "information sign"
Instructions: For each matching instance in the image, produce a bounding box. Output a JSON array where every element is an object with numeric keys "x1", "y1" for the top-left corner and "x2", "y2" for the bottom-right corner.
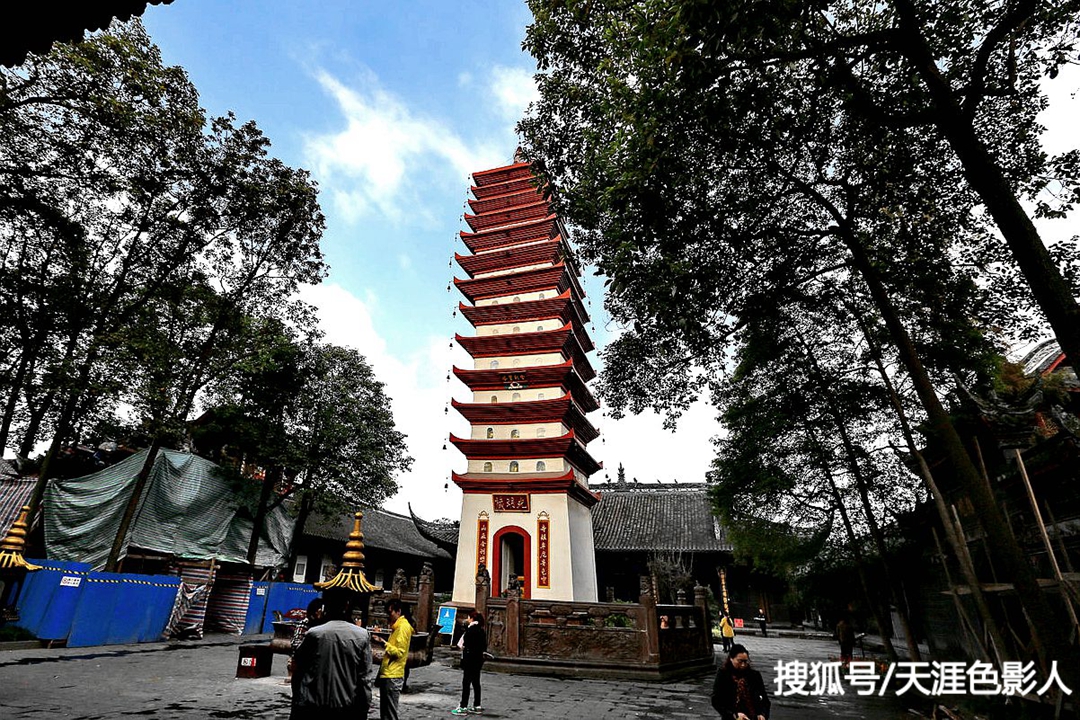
[{"x1": 437, "y1": 605, "x2": 457, "y2": 635}]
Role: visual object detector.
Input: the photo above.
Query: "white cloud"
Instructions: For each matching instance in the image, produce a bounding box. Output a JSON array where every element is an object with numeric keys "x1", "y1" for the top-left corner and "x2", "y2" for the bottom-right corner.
[
  {"x1": 489, "y1": 65, "x2": 539, "y2": 124},
  {"x1": 297, "y1": 281, "x2": 721, "y2": 520},
  {"x1": 591, "y1": 399, "x2": 719, "y2": 487},
  {"x1": 303, "y1": 68, "x2": 505, "y2": 224},
  {"x1": 298, "y1": 282, "x2": 468, "y2": 520}
]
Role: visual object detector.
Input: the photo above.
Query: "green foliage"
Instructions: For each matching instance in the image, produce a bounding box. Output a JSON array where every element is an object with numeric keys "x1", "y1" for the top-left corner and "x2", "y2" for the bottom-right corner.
[
  {"x1": 603, "y1": 612, "x2": 633, "y2": 628},
  {"x1": 517, "y1": 0, "x2": 1075, "y2": 618},
  {"x1": 0, "y1": 625, "x2": 35, "y2": 642},
  {"x1": 196, "y1": 333, "x2": 412, "y2": 519},
  {"x1": 0, "y1": 20, "x2": 326, "y2": 471},
  {"x1": 646, "y1": 551, "x2": 694, "y2": 604}
]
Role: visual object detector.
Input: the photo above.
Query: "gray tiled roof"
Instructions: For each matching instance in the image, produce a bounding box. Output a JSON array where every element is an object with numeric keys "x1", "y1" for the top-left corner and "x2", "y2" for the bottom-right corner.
[
  {"x1": 589, "y1": 483, "x2": 731, "y2": 553},
  {"x1": 304, "y1": 508, "x2": 452, "y2": 560}
]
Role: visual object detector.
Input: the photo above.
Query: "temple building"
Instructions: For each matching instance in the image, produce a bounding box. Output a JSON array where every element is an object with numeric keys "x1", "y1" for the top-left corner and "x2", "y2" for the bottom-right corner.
[{"x1": 448, "y1": 159, "x2": 602, "y2": 604}]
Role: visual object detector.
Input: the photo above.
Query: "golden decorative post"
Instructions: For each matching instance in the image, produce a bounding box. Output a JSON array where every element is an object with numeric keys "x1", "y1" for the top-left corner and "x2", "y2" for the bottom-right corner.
[
  {"x1": 0, "y1": 506, "x2": 42, "y2": 572},
  {"x1": 315, "y1": 511, "x2": 382, "y2": 594},
  {"x1": 0, "y1": 505, "x2": 42, "y2": 623}
]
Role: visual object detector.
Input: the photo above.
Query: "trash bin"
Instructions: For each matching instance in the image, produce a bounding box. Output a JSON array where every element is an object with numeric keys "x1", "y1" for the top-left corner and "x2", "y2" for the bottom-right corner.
[{"x1": 236, "y1": 644, "x2": 273, "y2": 678}]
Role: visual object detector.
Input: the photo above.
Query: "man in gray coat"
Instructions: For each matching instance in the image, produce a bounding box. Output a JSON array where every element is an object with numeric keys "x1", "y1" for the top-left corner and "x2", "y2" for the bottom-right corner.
[{"x1": 290, "y1": 591, "x2": 374, "y2": 720}]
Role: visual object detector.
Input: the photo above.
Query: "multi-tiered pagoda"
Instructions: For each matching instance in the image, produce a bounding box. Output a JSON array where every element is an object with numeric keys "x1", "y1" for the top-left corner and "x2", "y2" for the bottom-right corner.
[{"x1": 449, "y1": 158, "x2": 601, "y2": 603}]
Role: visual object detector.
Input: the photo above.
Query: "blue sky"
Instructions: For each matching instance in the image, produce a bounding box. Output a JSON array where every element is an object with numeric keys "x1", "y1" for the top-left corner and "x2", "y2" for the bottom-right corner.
[{"x1": 140, "y1": 1, "x2": 720, "y2": 520}]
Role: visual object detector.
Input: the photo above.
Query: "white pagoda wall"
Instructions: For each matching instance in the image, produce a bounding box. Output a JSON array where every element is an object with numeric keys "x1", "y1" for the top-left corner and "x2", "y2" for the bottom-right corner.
[{"x1": 451, "y1": 492, "x2": 599, "y2": 604}]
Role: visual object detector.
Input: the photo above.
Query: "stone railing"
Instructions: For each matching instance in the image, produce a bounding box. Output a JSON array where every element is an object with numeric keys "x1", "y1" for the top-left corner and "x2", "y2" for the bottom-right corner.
[{"x1": 474, "y1": 583, "x2": 714, "y2": 680}]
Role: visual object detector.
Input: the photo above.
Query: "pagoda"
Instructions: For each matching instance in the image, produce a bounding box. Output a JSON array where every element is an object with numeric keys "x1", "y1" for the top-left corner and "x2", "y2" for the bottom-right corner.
[{"x1": 449, "y1": 157, "x2": 601, "y2": 603}]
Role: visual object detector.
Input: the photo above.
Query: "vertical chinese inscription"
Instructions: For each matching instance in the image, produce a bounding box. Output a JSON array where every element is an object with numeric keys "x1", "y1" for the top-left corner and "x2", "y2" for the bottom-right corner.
[
  {"x1": 476, "y1": 513, "x2": 489, "y2": 572},
  {"x1": 537, "y1": 512, "x2": 550, "y2": 589}
]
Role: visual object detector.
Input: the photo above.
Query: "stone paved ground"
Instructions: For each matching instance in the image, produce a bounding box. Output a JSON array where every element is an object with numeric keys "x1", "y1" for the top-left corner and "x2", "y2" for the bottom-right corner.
[{"x1": 0, "y1": 633, "x2": 939, "y2": 719}]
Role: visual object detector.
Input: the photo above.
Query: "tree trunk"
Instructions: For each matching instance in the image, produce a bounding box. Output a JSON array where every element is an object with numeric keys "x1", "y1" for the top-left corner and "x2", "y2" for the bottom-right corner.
[
  {"x1": 853, "y1": 305, "x2": 1013, "y2": 664},
  {"x1": 805, "y1": 422, "x2": 900, "y2": 661},
  {"x1": 247, "y1": 465, "x2": 281, "y2": 567},
  {"x1": 844, "y1": 231, "x2": 1072, "y2": 678},
  {"x1": 0, "y1": 346, "x2": 34, "y2": 452},
  {"x1": 892, "y1": 0, "x2": 1080, "y2": 374},
  {"x1": 799, "y1": 337, "x2": 923, "y2": 660},
  {"x1": 104, "y1": 438, "x2": 163, "y2": 572}
]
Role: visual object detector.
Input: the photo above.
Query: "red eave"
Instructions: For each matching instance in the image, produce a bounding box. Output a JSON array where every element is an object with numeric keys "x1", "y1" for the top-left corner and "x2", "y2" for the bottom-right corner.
[
  {"x1": 450, "y1": 430, "x2": 581, "y2": 458},
  {"x1": 464, "y1": 200, "x2": 550, "y2": 233},
  {"x1": 453, "y1": 263, "x2": 571, "y2": 304},
  {"x1": 451, "y1": 394, "x2": 600, "y2": 443},
  {"x1": 457, "y1": 323, "x2": 573, "y2": 357},
  {"x1": 452, "y1": 469, "x2": 600, "y2": 507},
  {"x1": 460, "y1": 288, "x2": 591, "y2": 329},
  {"x1": 468, "y1": 186, "x2": 547, "y2": 215},
  {"x1": 455, "y1": 238, "x2": 564, "y2": 279},
  {"x1": 452, "y1": 361, "x2": 600, "y2": 412},
  {"x1": 455, "y1": 323, "x2": 596, "y2": 382},
  {"x1": 1044, "y1": 353, "x2": 1067, "y2": 374},
  {"x1": 470, "y1": 176, "x2": 539, "y2": 200},
  {"x1": 459, "y1": 215, "x2": 558, "y2": 254},
  {"x1": 448, "y1": 431, "x2": 601, "y2": 476},
  {"x1": 471, "y1": 161, "x2": 532, "y2": 187}
]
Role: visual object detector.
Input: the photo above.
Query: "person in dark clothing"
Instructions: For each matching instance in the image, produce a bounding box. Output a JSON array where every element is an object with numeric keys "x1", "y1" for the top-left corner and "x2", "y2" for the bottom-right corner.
[
  {"x1": 711, "y1": 643, "x2": 770, "y2": 720},
  {"x1": 289, "y1": 597, "x2": 327, "y2": 679},
  {"x1": 451, "y1": 610, "x2": 488, "y2": 715},
  {"x1": 290, "y1": 592, "x2": 373, "y2": 720}
]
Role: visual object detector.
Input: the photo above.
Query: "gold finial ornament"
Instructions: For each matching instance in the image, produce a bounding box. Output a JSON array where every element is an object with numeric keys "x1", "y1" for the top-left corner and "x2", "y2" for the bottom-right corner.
[
  {"x1": 315, "y1": 511, "x2": 382, "y2": 593},
  {"x1": 0, "y1": 506, "x2": 42, "y2": 571}
]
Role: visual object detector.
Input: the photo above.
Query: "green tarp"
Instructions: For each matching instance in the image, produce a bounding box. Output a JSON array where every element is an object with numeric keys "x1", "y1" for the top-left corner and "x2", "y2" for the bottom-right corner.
[{"x1": 45, "y1": 449, "x2": 293, "y2": 570}]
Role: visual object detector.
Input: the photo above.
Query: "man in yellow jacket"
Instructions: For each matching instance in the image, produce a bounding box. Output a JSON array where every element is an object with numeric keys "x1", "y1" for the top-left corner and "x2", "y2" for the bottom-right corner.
[{"x1": 374, "y1": 598, "x2": 413, "y2": 720}]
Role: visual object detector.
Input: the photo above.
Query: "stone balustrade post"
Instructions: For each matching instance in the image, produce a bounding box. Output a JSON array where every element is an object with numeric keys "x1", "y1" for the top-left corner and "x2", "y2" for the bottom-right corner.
[
  {"x1": 694, "y1": 584, "x2": 710, "y2": 654},
  {"x1": 417, "y1": 563, "x2": 434, "y2": 631},
  {"x1": 474, "y1": 569, "x2": 490, "y2": 620},
  {"x1": 506, "y1": 595, "x2": 520, "y2": 657},
  {"x1": 640, "y1": 577, "x2": 660, "y2": 662}
]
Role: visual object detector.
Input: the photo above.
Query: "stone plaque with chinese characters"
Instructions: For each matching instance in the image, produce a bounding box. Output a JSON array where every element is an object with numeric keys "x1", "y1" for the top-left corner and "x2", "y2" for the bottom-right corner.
[{"x1": 492, "y1": 494, "x2": 530, "y2": 513}]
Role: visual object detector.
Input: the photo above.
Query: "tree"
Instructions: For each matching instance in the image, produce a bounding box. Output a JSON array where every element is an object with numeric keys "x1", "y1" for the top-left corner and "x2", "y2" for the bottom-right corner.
[
  {"x1": 711, "y1": 293, "x2": 932, "y2": 660},
  {"x1": 0, "y1": 20, "x2": 328, "y2": 548},
  {"x1": 520, "y1": 0, "x2": 1078, "y2": 677},
  {"x1": 195, "y1": 338, "x2": 413, "y2": 565}
]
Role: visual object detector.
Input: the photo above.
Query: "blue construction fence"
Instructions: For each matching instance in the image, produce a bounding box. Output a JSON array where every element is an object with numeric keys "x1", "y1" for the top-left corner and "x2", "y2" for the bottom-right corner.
[
  {"x1": 14, "y1": 559, "x2": 316, "y2": 647},
  {"x1": 246, "y1": 581, "x2": 321, "y2": 634}
]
